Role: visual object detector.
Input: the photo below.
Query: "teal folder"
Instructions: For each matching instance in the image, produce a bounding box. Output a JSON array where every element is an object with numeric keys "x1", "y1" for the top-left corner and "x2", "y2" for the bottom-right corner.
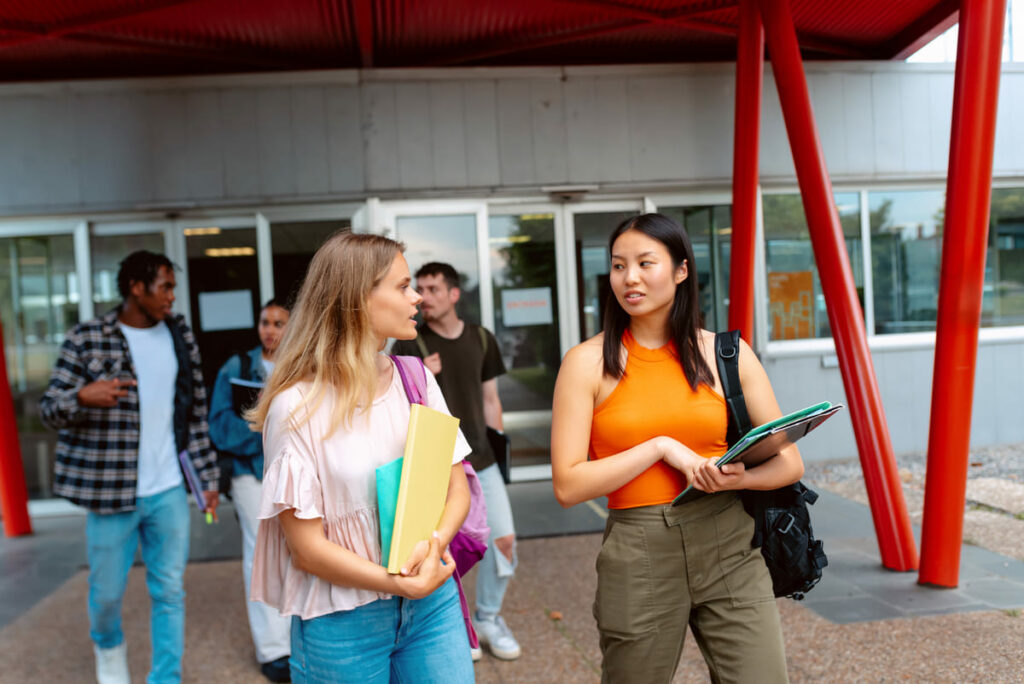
[
  {"x1": 672, "y1": 401, "x2": 844, "y2": 506},
  {"x1": 376, "y1": 456, "x2": 403, "y2": 565}
]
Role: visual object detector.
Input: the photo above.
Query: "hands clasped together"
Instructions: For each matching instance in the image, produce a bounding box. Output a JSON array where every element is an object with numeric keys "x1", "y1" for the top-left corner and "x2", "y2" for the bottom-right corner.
[{"x1": 657, "y1": 435, "x2": 747, "y2": 494}]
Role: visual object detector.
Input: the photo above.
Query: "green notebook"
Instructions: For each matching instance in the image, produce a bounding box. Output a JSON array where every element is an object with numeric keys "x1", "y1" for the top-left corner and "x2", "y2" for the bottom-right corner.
[{"x1": 672, "y1": 401, "x2": 843, "y2": 506}]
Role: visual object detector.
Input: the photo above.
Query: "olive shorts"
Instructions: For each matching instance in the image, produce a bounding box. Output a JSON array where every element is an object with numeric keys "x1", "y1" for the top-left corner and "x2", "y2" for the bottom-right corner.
[{"x1": 594, "y1": 492, "x2": 789, "y2": 684}]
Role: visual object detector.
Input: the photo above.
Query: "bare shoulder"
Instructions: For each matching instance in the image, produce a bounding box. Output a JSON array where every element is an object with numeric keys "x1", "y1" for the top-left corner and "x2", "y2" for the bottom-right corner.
[
  {"x1": 697, "y1": 328, "x2": 717, "y2": 348},
  {"x1": 736, "y1": 336, "x2": 762, "y2": 368},
  {"x1": 560, "y1": 333, "x2": 605, "y2": 382}
]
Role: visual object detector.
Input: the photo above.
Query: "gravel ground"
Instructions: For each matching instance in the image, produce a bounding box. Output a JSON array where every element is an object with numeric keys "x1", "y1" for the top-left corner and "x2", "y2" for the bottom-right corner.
[{"x1": 804, "y1": 442, "x2": 1024, "y2": 561}]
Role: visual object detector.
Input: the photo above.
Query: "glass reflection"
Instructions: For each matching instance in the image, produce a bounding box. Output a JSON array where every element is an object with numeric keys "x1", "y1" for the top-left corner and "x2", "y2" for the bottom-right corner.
[
  {"x1": 764, "y1": 193, "x2": 862, "y2": 340},
  {"x1": 0, "y1": 234, "x2": 78, "y2": 498},
  {"x1": 397, "y1": 214, "x2": 480, "y2": 325}
]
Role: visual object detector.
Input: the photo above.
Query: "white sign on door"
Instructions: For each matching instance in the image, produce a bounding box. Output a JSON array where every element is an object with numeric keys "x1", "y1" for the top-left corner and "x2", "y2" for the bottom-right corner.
[
  {"x1": 501, "y1": 287, "x2": 553, "y2": 327},
  {"x1": 198, "y1": 290, "x2": 254, "y2": 332}
]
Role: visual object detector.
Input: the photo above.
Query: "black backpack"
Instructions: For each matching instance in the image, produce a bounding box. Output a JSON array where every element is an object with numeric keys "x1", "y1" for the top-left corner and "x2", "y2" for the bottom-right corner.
[{"x1": 715, "y1": 330, "x2": 828, "y2": 600}]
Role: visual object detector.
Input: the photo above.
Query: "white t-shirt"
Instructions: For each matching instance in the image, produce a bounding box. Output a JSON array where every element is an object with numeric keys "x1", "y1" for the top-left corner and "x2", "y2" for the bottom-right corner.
[
  {"x1": 261, "y1": 357, "x2": 275, "y2": 378},
  {"x1": 120, "y1": 322, "x2": 182, "y2": 497}
]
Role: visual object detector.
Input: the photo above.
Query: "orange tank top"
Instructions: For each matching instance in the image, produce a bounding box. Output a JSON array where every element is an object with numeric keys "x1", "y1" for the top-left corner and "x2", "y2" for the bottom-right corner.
[{"x1": 590, "y1": 330, "x2": 729, "y2": 509}]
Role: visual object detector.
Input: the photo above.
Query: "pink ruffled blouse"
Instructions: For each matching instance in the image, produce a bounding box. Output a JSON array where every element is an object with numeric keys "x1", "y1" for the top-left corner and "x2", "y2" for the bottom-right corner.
[{"x1": 250, "y1": 359, "x2": 471, "y2": 619}]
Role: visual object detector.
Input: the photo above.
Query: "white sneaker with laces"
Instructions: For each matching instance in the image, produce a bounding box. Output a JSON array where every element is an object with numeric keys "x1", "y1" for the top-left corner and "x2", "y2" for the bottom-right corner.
[
  {"x1": 472, "y1": 613, "x2": 521, "y2": 660},
  {"x1": 94, "y1": 642, "x2": 130, "y2": 684}
]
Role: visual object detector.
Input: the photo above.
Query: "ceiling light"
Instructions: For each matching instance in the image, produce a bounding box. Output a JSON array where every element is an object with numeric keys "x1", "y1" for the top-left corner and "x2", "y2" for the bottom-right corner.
[{"x1": 205, "y1": 247, "x2": 255, "y2": 257}]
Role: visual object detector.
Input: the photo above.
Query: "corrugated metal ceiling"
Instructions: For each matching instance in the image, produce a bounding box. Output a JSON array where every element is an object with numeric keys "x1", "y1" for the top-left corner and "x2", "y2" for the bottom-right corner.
[{"x1": 0, "y1": 0, "x2": 959, "y2": 81}]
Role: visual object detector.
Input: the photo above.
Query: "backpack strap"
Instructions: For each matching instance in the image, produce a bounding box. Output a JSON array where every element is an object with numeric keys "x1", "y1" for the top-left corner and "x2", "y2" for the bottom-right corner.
[
  {"x1": 714, "y1": 330, "x2": 753, "y2": 446},
  {"x1": 391, "y1": 355, "x2": 427, "y2": 405},
  {"x1": 237, "y1": 351, "x2": 252, "y2": 381},
  {"x1": 414, "y1": 334, "x2": 429, "y2": 358},
  {"x1": 715, "y1": 330, "x2": 765, "y2": 548}
]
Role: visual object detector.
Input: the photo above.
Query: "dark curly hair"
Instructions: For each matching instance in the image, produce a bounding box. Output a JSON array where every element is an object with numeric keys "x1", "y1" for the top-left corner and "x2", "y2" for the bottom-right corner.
[{"x1": 117, "y1": 250, "x2": 175, "y2": 300}]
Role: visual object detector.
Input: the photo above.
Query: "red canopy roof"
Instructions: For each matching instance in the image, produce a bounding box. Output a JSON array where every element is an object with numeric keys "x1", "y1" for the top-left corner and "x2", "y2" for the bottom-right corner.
[{"x1": 0, "y1": 0, "x2": 959, "y2": 82}]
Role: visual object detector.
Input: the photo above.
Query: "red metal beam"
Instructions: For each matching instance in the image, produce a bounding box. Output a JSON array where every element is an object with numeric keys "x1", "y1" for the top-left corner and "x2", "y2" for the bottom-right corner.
[
  {"x1": 350, "y1": 0, "x2": 375, "y2": 69},
  {"x1": 0, "y1": 0, "x2": 203, "y2": 51},
  {"x1": 555, "y1": 0, "x2": 740, "y2": 24},
  {"x1": 554, "y1": 0, "x2": 869, "y2": 57},
  {"x1": 728, "y1": 0, "x2": 763, "y2": 343},
  {"x1": 431, "y1": 18, "x2": 649, "y2": 66},
  {"x1": 44, "y1": 32, "x2": 302, "y2": 71},
  {"x1": 885, "y1": 0, "x2": 961, "y2": 61},
  {"x1": 0, "y1": 322, "x2": 32, "y2": 537},
  {"x1": 759, "y1": 0, "x2": 918, "y2": 571},
  {"x1": 919, "y1": 0, "x2": 1007, "y2": 589}
]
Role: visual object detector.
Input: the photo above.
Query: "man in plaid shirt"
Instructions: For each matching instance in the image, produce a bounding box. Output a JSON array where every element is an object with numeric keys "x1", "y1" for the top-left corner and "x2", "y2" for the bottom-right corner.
[{"x1": 39, "y1": 250, "x2": 219, "y2": 684}]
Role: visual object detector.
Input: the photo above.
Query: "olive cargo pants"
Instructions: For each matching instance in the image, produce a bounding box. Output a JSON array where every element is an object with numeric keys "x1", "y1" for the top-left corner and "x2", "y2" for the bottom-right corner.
[{"x1": 594, "y1": 492, "x2": 789, "y2": 684}]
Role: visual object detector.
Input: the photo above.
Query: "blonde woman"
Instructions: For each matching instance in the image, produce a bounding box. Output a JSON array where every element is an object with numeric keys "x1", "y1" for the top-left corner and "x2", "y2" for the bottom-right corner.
[{"x1": 249, "y1": 233, "x2": 474, "y2": 683}]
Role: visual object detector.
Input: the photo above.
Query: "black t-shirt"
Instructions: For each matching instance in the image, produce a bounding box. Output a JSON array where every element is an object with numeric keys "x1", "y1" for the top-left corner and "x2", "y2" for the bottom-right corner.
[{"x1": 392, "y1": 323, "x2": 506, "y2": 471}]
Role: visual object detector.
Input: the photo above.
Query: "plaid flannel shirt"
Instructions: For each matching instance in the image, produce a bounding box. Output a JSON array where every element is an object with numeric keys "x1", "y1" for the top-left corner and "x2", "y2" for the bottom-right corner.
[{"x1": 39, "y1": 307, "x2": 218, "y2": 513}]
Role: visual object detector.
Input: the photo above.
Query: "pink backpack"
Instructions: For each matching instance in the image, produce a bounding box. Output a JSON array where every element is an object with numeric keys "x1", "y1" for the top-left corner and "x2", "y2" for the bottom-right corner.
[{"x1": 391, "y1": 355, "x2": 490, "y2": 647}]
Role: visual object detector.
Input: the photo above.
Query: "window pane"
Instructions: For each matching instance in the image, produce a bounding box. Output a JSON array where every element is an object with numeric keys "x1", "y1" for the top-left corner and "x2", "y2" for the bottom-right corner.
[
  {"x1": 763, "y1": 193, "x2": 862, "y2": 340},
  {"x1": 985, "y1": 188, "x2": 1024, "y2": 327},
  {"x1": 870, "y1": 190, "x2": 945, "y2": 334},
  {"x1": 660, "y1": 205, "x2": 732, "y2": 331},
  {"x1": 397, "y1": 215, "x2": 481, "y2": 325},
  {"x1": 271, "y1": 219, "x2": 350, "y2": 305},
  {"x1": 91, "y1": 233, "x2": 165, "y2": 315},
  {"x1": 0, "y1": 234, "x2": 79, "y2": 499},
  {"x1": 489, "y1": 213, "x2": 560, "y2": 468},
  {"x1": 573, "y1": 211, "x2": 639, "y2": 340}
]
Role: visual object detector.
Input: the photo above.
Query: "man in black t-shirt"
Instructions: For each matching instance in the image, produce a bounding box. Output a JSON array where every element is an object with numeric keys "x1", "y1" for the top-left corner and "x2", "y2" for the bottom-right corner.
[{"x1": 391, "y1": 262, "x2": 521, "y2": 662}]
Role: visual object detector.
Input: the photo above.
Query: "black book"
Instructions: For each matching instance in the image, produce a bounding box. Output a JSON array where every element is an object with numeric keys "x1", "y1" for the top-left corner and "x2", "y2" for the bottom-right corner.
[
  {"x1": 486, "y1": 426, "x2": 512, "y2": 484},
  {"x1": 229, "y1": 377, "x2": 263, "y2": 416}
]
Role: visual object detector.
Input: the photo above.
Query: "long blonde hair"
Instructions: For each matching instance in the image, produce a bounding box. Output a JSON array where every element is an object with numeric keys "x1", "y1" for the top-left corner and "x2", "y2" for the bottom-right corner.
[{"x1": 247, "y1": 231, "x2": 403, "y2": 437}]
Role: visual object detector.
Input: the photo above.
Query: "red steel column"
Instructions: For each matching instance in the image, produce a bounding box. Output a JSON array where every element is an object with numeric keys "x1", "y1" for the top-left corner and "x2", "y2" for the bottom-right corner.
[
  {"x1": 759, "y1": 0, "x2": 917, "y2": 570},
  {"x1": 920, "y1": 0, "x2": 1006, "y2": 588},
  {"x1": 0, "y1": 322, "x2": 32, "y2": 537},
  {"x1": 728, "y1": 0, "x2": 764, "y2": 344}
]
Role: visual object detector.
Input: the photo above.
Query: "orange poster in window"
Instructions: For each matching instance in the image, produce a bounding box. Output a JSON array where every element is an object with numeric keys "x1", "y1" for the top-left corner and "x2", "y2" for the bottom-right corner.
[{"x1": 768, "y1": 271, "x2": 814, "y2": 340}]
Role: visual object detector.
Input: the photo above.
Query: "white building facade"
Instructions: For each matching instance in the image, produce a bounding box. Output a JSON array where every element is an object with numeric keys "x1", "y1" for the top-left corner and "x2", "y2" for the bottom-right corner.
[{"x1": 3, "y1": 60, "x2": 1024, "y2": 495}]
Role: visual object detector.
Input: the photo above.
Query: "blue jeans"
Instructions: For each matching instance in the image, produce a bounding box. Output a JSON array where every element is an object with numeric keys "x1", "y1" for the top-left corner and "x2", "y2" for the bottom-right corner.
[
  {"x1": 290, "y1": 577, "x2": 474, "y2": 684},
  {"x1": 475, "y1": 464, "x2": 517, "y2": 617},
  {"x1": 86, "y1": 485, "x2": 190, "y2": 684}
]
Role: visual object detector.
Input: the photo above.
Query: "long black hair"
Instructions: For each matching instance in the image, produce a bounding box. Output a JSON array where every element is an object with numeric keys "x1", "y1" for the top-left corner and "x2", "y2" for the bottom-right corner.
[{"x1": 601, "y1": 213, "x2": 713, "y2": 391}]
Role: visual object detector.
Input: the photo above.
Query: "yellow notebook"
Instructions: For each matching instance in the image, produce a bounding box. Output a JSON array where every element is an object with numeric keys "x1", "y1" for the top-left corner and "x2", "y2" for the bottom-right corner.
[{"x1": 385, "y1": 403, "x2": 460, "y2": 574}]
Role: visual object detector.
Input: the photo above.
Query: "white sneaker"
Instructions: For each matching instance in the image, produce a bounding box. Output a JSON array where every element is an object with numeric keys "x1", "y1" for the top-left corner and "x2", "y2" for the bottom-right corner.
[
  {"x1": 472, "y1": 614, "x2": 521, "y2": 660},
  {"x1": 94, "y1": 642, "x2": 130, "y2": 684}
]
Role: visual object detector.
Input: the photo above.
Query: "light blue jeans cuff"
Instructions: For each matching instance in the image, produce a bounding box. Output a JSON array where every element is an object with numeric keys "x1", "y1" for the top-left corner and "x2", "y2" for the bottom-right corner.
[{"x1": 475, "y1": 464, "x2": 517, "y2": 617}]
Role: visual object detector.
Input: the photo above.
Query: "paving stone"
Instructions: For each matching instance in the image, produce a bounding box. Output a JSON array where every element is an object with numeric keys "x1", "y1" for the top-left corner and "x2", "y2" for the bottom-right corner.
[{"x1": 966, "y1": 477, "x2": 1024, "y2": 515}]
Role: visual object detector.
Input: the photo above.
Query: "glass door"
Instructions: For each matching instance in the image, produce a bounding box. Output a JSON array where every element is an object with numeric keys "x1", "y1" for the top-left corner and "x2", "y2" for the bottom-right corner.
[
  {"x1": 488, "y1": 207, "x2": 566, "y2": 478},
  {"x1": 0, "y1": 224, "x2": 82, "y2": 499},
  {"x1": 176, "y1": 217, "x2": 261, "y2": 388},
  {"x1": 565, "y1": 202, "x2": 644, "y2": 345},
  {"x1": 90, "y1": 221, "x2": 172, "y2": 318},
  {"x1": 650, "y1": 195, "x2": 734, "y2": 332},
  {"x1": 379, "y1": 202, "x2": 491, "y2": 327},
  {"x1": 257, "y1": 205, "x2": 359, "y2": 307}
]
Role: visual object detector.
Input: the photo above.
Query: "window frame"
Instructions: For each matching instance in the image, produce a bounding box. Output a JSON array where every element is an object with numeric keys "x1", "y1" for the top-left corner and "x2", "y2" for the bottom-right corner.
[{"x1": 761, "y1": 179, "x2": 1024, "y2": 357}]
